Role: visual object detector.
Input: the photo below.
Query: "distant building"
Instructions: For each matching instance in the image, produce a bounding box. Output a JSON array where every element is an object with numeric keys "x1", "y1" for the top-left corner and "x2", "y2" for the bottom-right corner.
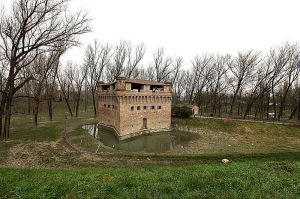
[
  {"x1": 97, "y1": 76, "x2": 172, "y2": 140},
  {"x1": 192, "y1": 105, "x2": 199, "y2": 115}
]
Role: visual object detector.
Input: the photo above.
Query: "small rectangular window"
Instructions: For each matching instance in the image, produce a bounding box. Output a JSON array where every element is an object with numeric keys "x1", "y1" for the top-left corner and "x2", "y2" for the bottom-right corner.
[
  {"x1": 143, "y1": 106, "x2": 147, "y2": 110},
  {"x1": 158, "y1": 106, "x2": 161, "y2": 109},
  {"x1": 131, "y1": 106, "x2": 134, "y2": 111},
  {"x1": 108, "y1": 105, "x2": 110, "y2": 108},
  {"x1": 151, "y1": 106, "x2": 155, "y2": 110},
  {"x1": 104, "y1": 104, "x2": 106, "y2": 108},
  {"x1": 112, "y1": 105, "x2": 114, "y2": 109},
  {"x1": 137, "y1": 106, "x2": 141, "y2": 110}
]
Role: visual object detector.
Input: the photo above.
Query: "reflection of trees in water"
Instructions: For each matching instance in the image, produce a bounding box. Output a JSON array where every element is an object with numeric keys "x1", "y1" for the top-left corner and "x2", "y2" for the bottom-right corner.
[
  {"x1": 83, "y1": 124, "x2": 99, "y2": 139},
  {"x1": 82, "y1": 124, "x2": 197, "y2": 153}
]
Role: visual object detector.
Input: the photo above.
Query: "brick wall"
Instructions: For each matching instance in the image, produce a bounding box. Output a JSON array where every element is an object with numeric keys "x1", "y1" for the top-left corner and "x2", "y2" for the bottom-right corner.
[{"x1": 98, "y1": 79, "x2": 172, "y2": 138}]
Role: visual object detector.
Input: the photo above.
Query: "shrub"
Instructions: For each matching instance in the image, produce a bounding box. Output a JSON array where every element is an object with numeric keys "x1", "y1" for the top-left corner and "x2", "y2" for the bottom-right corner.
[{"x1": 172, "y1": 106, "x2": 193, "y2": 118}]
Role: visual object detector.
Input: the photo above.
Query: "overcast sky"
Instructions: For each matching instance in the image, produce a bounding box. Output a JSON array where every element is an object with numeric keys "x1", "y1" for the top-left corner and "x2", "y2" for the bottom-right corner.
[{"x1": 3, "y1": 0, "x2": 300, "y2": 68}]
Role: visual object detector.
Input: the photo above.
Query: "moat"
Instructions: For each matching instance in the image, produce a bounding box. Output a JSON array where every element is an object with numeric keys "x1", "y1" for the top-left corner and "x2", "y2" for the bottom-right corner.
[{"x1": 82, "y1": 124, "x2": 198, "y2": 153}]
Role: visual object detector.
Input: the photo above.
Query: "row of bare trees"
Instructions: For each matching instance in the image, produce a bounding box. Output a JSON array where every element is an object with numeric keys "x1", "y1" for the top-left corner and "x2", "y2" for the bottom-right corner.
[
  {"x1": 182, "y1": 43, "x2": 299, "y2": 120},
  {"x1": 71, "y1": 41, "x2": 299, "y2": 123},
  {"x1": 52, "y1": 41, "x2": 300, "y2": 123}
]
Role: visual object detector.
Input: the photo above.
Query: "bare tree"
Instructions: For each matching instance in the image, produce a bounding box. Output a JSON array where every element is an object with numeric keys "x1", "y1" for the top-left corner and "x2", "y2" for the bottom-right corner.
[
  {"x1": 57, "y1": 65, "x2": 73, "y2": 116},
  {"x1": 107, "y1": 41, "x2": 128, "y2": 82},
  {"x1": 173, "y1": 70, "x2": 187, "y2": 103},
  {"x1": 209, "y1": 55, "x2": 229, "y2": 115},
  {"x1": 106, "y1": 41, "x2": 145, "y2": 82},
  {"x1": 29, "y1": 49, "x2": 63, "y2": 125},
  {"x1": 194, "y1": 55, "x2": 214, "y2": 113},
  {"x1": 58, "y1": 62, "x2": 88, "y2": 117},
  {"x1": 268, "y1": 44, "x2": 293, "y2": 119},
  {"x1": 85, "y1": 40, "x2": 112, "y2": 116},
  {"x1": 45, "y1": 57, "x2": 61, "y2": 121},
  {"x1": 0, "y1": 0, "x2": 90, "y2": 138},
  {"x1": 278, "y1": 54, "x2": 299, "y2": 119},
  {"x1": 124, "y1": 43, "x2": 145, "y2": 78},
  {"x1": 188, "y1": 54, "x2": 213, "y2": 104},
  {"x1": 152, "y1": 48, "x2": 173, "y2": 82},
  {"x1": 73, "y1": 64, "x2": 88, "y2": 117},
  {"x1": 242, "y1": 60, "x2": 274, "y2": 118},
  {"x1": 170, "y1": 56, "x2": 183, "y2": 84},
  {"x1": 227, "y1": 50, "x2": 260, "y2": 115},
  {"x1": 145, "y1": 66, "x2": 156, "y2": 80}
]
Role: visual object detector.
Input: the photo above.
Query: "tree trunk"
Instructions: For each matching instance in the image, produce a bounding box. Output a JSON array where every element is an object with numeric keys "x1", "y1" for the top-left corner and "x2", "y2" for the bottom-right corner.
[
  {"x1": 92, "y1": 93, "x2": 97, "y2": 116},
  {"x1": 60, "y1": 90, "x2": 73, "y2": 116},
  {"x1": 298, "y1": 102, "x2": 300, "y2": 121},
  {"x1": 47, "y1": 96, "x2": 53, "y2": 121},
  {"x1": 0, "y1": 113, "x2": 2, "y2": 138},
  {"x1": 3, "y1": 96, "x2": 12, "y2": 139},
  {"x1": 271, "y1": 85, "x2": 277, "y2": 118},
  {"x1": 266, "y1": 94, "x2": 270, "y2": 120},
  {"x1": 243, "y1": 100, "x2": 255, "y2": 118},
  {"x1": 75, "y1": 91, "x2": 82, "y2": 117},
  {"x1": 289, "y1": 106, "x2": 297, "y2": 120},
  {"x1": 278, "y1": 85, "x2": 292, "y2": 121},
  {"x1": 230, "y1": 87, "x2": 240, "y2": 116},
  {"x1": 0, "y1": 96, "x2": 6, "y2": 138},
  {"x1": 33, "y1": 98, "x2": 40, "y2": 126},
  {"x1": 75, "y1": 98, "x2": 80, "y2": 117},
  {"x1": 84, "y1": 83, "x2": 88, "y2": 112}
]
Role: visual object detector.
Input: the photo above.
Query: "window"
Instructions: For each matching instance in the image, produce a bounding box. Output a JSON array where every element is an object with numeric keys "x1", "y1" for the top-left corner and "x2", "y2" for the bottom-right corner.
[
  {"x1": 131, "y1": 106, "x2": 134, "y2": 111},
  {"x1": 137, "y1": 106, "x2": 141, "y2": 110},
  {"x1": 131, "y1": 83, "x2": 142, "y2": 91},
  {"x1": 158, "y1": 106, "x2": 161, "y2": 109},
  {"x1": 104, "y1": 104, "x2": 106, "y2": 108},
  {"x1": 143, "y1": 106, "x2": 147, "y2": 110},
  {"x1": 112, "y1": 105, "x2": 115, "y2": 109},
  {"x1": 108, "y1": 105, "x2": 110, "y2": 108},
  {"x1": 102, "y1": 85, "x2": 110, "y2": 90},
  {"x1": 151, "y1": 106, "x2": 155, "y2": 110},
  {"x1": 150, "y1": 85, "x2": 163, "y2": 91}
]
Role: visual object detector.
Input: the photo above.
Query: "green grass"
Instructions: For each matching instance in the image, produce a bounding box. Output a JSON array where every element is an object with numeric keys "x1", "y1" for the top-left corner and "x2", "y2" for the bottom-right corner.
[
  {"x1": 176, "y1": 117, "x2": 300, "y2": 136},
  {"x1": 0, "y1": 159, "x2": 300, "y2": 198},
  {"x1": 10, "y1": 126, "x2": 61, "y2": 141},
  {"x1": 2, "y1": 105, "x2": 300, "y2": 198},
  {"x1": 68, "y1": 127, "x2": 104, "y2": 153},
  {"x1": 173, "y1": 117, "x2": 300, "y2": 154}
]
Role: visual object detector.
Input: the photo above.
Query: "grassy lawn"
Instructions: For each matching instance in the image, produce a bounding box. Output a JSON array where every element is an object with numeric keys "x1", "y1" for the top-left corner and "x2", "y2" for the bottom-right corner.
[
  {"x1": 174, "y1": 117, "x2": 300, "y2": 154},
  {"x1": 68, "y1": 127, "x2": 109, "y2": 153},
  {"x1": 175, "y1": 117, "x2": 300, "y2": 136},
  {"x1": 10, "y1": 126, "x2": 60, "y2": 141},
  {"x1": 1, "y1": 160, "x2": 300, "y2": 198},
  {"x1": 1, "y1": 104, "x2": 300, "y2": 198}
]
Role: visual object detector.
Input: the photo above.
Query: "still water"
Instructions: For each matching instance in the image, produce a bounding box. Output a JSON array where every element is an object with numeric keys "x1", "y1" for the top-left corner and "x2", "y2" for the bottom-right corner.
[{"x1": 82, "y1": 124, "x2": 198, "y2": 153}]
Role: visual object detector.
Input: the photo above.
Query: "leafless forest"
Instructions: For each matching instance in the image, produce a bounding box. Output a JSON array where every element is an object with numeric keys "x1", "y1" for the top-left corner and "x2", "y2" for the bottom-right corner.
[{"x1": 0, "y1": 0, "x2": 299, "y2": 139}]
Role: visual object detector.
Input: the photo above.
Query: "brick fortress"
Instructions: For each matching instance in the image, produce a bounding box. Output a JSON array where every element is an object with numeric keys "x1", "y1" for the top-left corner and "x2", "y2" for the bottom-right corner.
[{"x1": 97, "y1": 76, "x2": 172, "y2": 140}]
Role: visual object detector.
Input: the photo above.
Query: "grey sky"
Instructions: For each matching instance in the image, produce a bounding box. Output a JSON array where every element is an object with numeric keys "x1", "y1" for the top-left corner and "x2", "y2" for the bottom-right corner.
[{"x1": 2, "y1": 0, "x2": 300, "y2": 68}]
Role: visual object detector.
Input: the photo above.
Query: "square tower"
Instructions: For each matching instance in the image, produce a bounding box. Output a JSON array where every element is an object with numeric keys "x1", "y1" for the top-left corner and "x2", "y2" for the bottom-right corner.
[{"x1": 97, "y1": 77, "x2": 172, "y2": 140}]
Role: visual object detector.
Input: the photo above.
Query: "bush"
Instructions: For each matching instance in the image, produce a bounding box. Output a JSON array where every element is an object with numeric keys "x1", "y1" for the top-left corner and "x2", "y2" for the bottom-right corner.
[{"x1": 172, "y1": 106, "x2": 193, "y2": 118}]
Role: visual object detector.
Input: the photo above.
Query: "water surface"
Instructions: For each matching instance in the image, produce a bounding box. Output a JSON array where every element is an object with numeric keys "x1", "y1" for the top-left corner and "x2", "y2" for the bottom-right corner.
[{"x1": 82, "y1": 124, "x2": 198, "y2": 153}]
